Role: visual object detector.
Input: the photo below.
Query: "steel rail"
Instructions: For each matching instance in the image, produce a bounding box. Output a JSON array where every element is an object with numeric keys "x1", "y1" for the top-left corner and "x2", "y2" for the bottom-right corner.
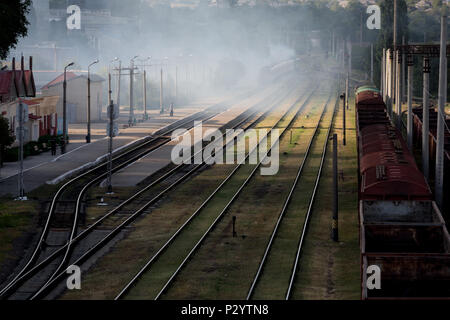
[
  {"x1": 285, "y1": 92, "x2": 340, "y2": 300},
  {"x1": 153, "y1": 85, "x2": 318, "y2": 300},
  {"x1": 27, "y1": 83, "x2": 300, "y2": 300},
  {"x1": 246, "y1": 91, "x2": 333, "y2": 300},
  {"x1": 33, "y1": 106, "x2": 251, "y2": 294},
  {"x1": 1, "y1": 81, "x2": 287, "y2": 299},
  {"x1": 113, "y1": 85, "x2": 316, "y2": 300},
  {"x1": 0, "y1": 110, "x2": 220, "y2": 297}
]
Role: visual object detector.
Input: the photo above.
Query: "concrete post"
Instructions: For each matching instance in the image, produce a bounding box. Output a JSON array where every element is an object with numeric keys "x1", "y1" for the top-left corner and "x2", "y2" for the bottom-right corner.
[
  {"x1": 160, "y1": 68, "x2": 164, "y2": 114},
  {"x1": 345, "y1": 71, "x2": 349, "y2": 110},
  {"x1": 407, "y1": 54, "x2": 414, "y2": 150},
  {"x1": 143, "y1": 70, "x2": 147, "y2": 120},
  {"x1": 390, "y1": 49, "x2": 395, "y2": 119},
  {"x1": 17, "y1": 101, "x2": 24, "y2": 199},
  {"x1": 402, "y1": 36, "x2": 406, "y2": 103},
  {"x1": 435, "y1": 14, "x2": 447, "y2": 208},
  {"x1": 382, "y1": 48, "x2": 386, "y2": 100},
  {"x1": 87, "y1": 72, "x2": 91, "y2": 143},
  {"x1": 331, "y1": 133, "x2": 338, "y2": 242},
  {"x1": 396, "y1": 50, "x2": 402, "y2": 129},
  {"x1": 129, "y1": 60, "x2": 135, "y2": 126},
  {"x1": 370, "y1": 43, "x2": 374, "y2": 83},
  {"x1": 422, "y1": 56, "x2": 430, "y2": 181},
  {"x1": 116, "y1": 61, "x2": 121, "y2": 111},
  {"x1": 107, "y1": 99, "x2": 114, "y2": 194}
]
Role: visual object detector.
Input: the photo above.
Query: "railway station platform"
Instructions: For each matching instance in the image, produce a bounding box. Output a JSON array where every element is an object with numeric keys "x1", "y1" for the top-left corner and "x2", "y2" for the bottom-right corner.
[
  {"x1": 105, "y1": 90, "x2": 270, "y2": 187},
  {"x1": 0, "y1": 100, "x2": 222, "y2": 197}
]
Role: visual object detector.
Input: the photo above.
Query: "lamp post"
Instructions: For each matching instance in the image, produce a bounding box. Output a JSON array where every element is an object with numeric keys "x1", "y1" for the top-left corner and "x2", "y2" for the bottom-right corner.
[
  {"x1": 62, "y1": 62, "x2": 74, "y2": 154},
  {"x1": 87, "y1": 59, "x2": 99, "y2": 143}
]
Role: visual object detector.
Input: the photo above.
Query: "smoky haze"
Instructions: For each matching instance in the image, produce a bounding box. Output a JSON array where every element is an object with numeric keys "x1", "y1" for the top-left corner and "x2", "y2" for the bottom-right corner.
[{"x1": 10, "y1": 1, "x2": 321, "y2": 107}]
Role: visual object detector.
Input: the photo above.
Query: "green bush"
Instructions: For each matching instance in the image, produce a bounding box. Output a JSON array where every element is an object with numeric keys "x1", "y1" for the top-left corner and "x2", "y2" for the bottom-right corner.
[{"x1": 5, "y1": 147, "x2": 19, "y2": 162}]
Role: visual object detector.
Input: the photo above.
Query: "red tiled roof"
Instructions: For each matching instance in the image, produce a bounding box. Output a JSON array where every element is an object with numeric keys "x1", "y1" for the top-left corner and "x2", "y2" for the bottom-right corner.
[
  {"x1": 22, "y1": 98, "x2": 43, "y2": 106},
  {"x1": 41, "y1": 72, "x2": 78, "y2": 90},
  {"x1": 28, "y1": 114, "x2": 41, "y2": 120}
]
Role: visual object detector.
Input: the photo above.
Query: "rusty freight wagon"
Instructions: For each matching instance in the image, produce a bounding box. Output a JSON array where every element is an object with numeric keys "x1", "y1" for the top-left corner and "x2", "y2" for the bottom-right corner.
[{"x1": 355, "y1": 86, "x2": 450, "y2": 299}]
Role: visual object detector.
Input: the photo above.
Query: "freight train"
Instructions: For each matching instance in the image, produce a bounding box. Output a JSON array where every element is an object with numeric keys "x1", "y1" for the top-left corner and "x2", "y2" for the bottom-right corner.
[{"x1": 355, "y1": 86, "x2": 450, "y2": 299}]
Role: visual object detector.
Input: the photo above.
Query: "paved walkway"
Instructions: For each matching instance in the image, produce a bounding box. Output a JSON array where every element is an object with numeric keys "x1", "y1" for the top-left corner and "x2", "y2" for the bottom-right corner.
[{"x1": 0, "y1": 100, "x2": 221, "y2": 197}]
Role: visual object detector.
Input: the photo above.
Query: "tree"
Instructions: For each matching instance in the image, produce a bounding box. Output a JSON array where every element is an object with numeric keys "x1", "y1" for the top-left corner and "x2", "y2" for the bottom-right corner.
[
  {"x1": 0, "y1": 117, "x2": 15, "y2": 167},
  {"x1": 0, "y1": 0, "x2": 31, "y2": 59}
]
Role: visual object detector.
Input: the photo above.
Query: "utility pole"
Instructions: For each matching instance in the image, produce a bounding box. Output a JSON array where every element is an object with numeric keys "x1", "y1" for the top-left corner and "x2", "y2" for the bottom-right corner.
[
  {"x1": 17, "y1": 100, "x2": 26, "y2": 200},
  {"x1": 175, "y1": 65, "x2": 178, "y2": 105},
  {"x1": 116, "y1": 60, "x2": 121, "y2": 112},
  {"x1": 340, "y1": 92, "x2": 346, "y2": 146},
  {"x1": 407, "y1": 54, "x2": 414, "y2": 150},
  {"x1": 382, "y1": 48, "x2": 386, "y2": 101},
  {"x1": 331, "y1": 133, "x2": 338, "y2": 242},
  {"x1": 389, "y1": 49, "x2": 394, "y2": 118},
  {"x1": 62, "y1": 62, "x2": 74, "y2": 154},
  {"x1": 435, "y1": 14, "x2": 447, "y2": 209},
  {"x1": 370, "y1": 43, "x2": 374, "y2": 83},
  {"x1": 106, "y1": 99, "x2": 114, "y2": 194},
  {"x1": 402, "y1": 36, "x2": 406, "y2": 103},
  {"x1": 129, "y1": 56, "x2": 138, "y2": 126},
  {"x1": 345, "y1": 71, "x2": 349, "y2": 111},
  {"x1": 143, "y1": 69, "x2": 147, "y2": 120},
  {"x1": 396, "y1": 50, "x2": 402, "y2": 129},
  {"x1": 87, "y1": 59, "x2": 98, "y2": 143},
  {"x1": 160, "y1": 68, "x2": 164, "y2": 114},
  {"x1": 422, "y1": 56, "x2": 430, "y2": 181}
]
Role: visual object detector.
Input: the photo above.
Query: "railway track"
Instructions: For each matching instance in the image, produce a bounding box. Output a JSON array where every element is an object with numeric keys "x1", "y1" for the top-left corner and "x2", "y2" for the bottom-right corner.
[
  {"x1": 1, "y1": 80, "x2": 301, "y2": 300},
  {"x1": 246, "y1": 87, "x2": 338, "y2": 300},
  {"x1": 0, "y1": 93, "x2": 266, "y2": 298},
  {"x1": 113, "y1": 83, "x2": 318, "y2": 300}
]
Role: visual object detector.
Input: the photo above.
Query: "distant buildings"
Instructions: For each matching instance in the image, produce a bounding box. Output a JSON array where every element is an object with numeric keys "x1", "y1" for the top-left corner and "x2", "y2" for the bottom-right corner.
[
  {"x1": 0, "y1": 56, "x2": 104, "y2": 145},
  {"x1": 41, "y1": 71, "x2": 105, "y2": 125}
]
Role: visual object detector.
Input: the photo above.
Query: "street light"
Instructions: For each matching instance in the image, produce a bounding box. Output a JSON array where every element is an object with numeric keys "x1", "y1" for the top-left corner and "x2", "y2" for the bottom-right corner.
[
  {"x1": 62, "y1": 61, "x2": 74, "y2": 154},
  {"x1": 86, "y1": 59, "x2": 99, "y2": 143}
]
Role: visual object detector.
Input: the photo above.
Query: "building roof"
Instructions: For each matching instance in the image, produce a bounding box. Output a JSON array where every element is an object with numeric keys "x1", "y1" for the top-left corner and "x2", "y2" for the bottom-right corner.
[
  {"x1": 0, "y1": 71, "x2": 14, "y2": 95},
  {"x1": 0, "y1": 58, "x2": 36, "y2": 98},
  {"x1": 42, "y1": 72, "x2": 105, "y2": 90}
]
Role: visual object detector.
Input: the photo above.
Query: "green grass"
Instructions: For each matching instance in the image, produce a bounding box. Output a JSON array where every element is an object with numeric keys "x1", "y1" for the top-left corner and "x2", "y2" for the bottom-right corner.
[
  {"x1": 60, "y1": 85, "x2": 307, "y2": 300},
  {"x1": 250, "y1": 107, "x2": 334, "y2": 300},
  {"x1": 162, "y1": 89, "x2": 332, "y2": 300},
  {"x1": 290, "y1": 94, "x2": 360, "y2": 300},
  {"x1": 0, "y1": 199, "x2": 37, "y2": 266}
]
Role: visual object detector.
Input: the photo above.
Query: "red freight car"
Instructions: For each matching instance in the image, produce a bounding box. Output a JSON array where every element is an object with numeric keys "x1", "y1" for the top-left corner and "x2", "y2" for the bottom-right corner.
[{"x1": 355, "y1": 86, "x2": 450, "y2": 299}]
